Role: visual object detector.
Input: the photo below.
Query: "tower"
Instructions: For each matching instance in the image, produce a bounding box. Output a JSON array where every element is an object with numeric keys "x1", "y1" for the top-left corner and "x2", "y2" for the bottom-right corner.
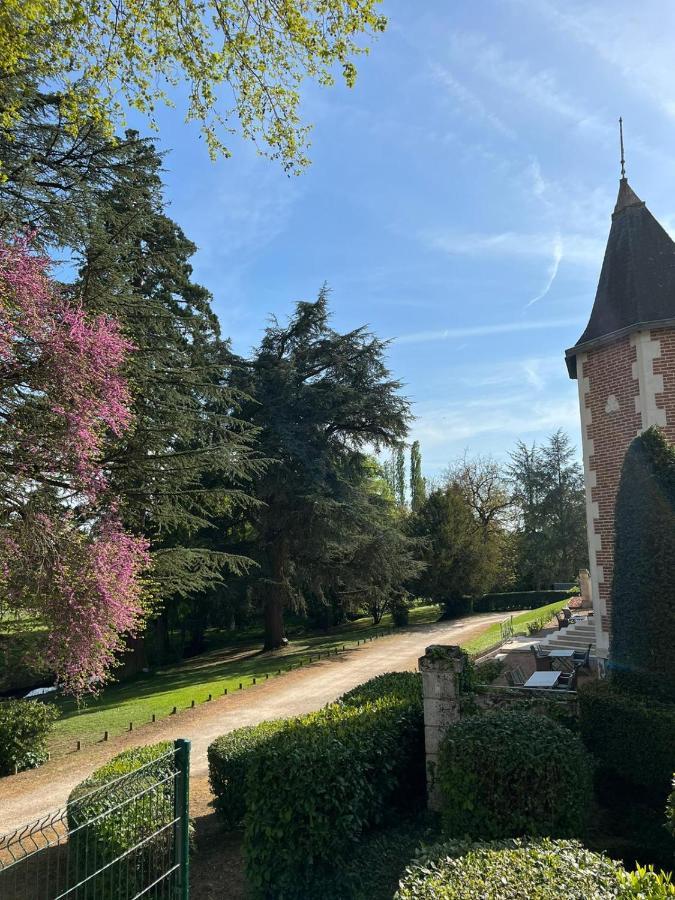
[{"x1": 566, "y1": 170, "x2": 675, "y2": 660}]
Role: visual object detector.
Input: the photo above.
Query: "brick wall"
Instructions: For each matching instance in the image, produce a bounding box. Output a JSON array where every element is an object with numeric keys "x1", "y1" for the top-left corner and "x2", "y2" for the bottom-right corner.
[{"x1": 576, "y1": 328, "x2": 674, "y2": 655}]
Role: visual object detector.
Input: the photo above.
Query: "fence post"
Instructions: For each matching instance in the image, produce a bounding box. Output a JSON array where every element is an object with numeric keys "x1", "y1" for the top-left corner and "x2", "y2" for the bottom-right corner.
[{"x1": 174, "y1": 738, "x2": 191, "y2": 900}]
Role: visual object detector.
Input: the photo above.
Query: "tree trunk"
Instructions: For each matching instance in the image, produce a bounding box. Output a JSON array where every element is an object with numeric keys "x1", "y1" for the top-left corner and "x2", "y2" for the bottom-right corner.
[{"x1": 263, "y1": 536, "x2": 289, "y2": 651}]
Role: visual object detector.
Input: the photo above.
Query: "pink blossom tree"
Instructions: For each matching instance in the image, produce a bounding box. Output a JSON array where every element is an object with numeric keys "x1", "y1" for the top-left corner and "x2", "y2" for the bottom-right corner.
[{"x1": 0, "y1": 236, "x2": 149, "y2": 693}]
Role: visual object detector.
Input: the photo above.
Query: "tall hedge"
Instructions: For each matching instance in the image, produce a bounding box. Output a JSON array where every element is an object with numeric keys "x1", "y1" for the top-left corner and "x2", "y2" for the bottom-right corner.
[
  {"x1": 579, "y1": 680, "x2": 675, "y2": 800},
  {"x1": 437, "y1": 710, "x2": 592, "y2": 840},
  {"x1": 244, "y1": 694, "x2": 424, "y2": 898},
  {"x1": 472, "y1": 590, "x2": 570, "y2": 613},
  {"x1": 610, "y1": 427, "x2": 675, "y2": 700}
]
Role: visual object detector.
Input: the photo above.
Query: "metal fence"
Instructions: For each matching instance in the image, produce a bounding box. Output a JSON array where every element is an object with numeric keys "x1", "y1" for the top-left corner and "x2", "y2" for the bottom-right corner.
[{"x1": 0, "y1": 739, "x2": 190, "y2": 900}]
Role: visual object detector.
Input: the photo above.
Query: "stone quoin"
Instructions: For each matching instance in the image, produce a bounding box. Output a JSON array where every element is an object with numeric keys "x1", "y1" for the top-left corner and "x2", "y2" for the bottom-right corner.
[{"x1": 566, "y1": 172, "x2": 675, "y2": 659}]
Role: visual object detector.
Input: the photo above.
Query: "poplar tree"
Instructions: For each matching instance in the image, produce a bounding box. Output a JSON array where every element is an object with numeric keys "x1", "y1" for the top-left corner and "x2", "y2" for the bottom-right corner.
[{"x1": 410, "y1": 440, "x2": 426, "y2": 512}]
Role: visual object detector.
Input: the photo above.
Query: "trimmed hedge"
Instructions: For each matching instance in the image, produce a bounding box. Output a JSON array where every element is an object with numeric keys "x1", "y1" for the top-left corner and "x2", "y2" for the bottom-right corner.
[
  {"x1": 579, "y1": 680, "x2": 675, "y2": 800},
  {"x1": 67, "y1": 742, "x2": 175, "y2": 898},
  {"x1": 207, "y1": 720, "x2": 285, "y2": 829},
  {"x1": 244, "y1": 693, "x2": 425, "y2": 898},
  {"x1": 338, "y1": 671, "x2": 422, "y2": 707},
  {"x1": 0, "y1": 698, "x2": 58, "y2": 775},
  {"x1": 395, "y1": 838, "x2": 631, "y2": 899},
  {"x1": 610, "y1": 428, "x2": 675, "y2": 701},
  {"x1": 437, "y1": 710, "x2": 592, "y2": 840},
  {"x1": 473, "y1": 590, "x2": 570, "y2": 613}
]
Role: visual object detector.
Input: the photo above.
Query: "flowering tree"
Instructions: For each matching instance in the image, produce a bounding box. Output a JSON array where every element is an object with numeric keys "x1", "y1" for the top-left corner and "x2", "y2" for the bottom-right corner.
[{"x1": 0, "y1": 236, "x2": 149, "y2": 693}]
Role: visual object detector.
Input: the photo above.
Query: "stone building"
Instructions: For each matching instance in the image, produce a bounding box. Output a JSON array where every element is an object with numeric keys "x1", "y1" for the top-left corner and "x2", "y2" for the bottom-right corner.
[{"x1": 566, "y1": 175, "x2": 675, "y2": 660}]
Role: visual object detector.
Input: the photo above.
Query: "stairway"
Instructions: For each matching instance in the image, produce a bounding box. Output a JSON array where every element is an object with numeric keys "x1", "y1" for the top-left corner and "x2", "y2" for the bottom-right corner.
[{"x1": 541, "y1": 619, "x2": 596, "y2": 653}]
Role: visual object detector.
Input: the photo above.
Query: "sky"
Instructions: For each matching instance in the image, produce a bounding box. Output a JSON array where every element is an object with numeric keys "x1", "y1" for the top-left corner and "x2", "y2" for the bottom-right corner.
[{"x1": 130, "y1": 0, "x2": 675, "y2": 478}]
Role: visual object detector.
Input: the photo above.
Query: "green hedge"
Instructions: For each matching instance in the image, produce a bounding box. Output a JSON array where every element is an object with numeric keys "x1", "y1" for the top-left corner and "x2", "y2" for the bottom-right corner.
[
  {"x1": 0, "y1": 698, "x2": 58, "y2": 775},
  {"x1": 244, "y1": 694, "x2": 424, "y2": 898},
  {"x1": 667, "y1": 778, "x2": 675, "y2": 840},
  {"x1": 338, "y1": 671, "x2": 422, "y2": 707},
  {"x1": 207, "y1": 720, "x2": 285, "y2": 829},
  {"x1": 473, "y1": 590, "x2": 570, "y2": 613},
  {"x1": 610, "y1": 428, "x2": 675, "y2": 701},
  {"x1": 67, "y1": 742, "x2": 175, "y2": 898},
  {"x1": 395, "y1": 838, "x2": 632, "y2": 899},
  {"x1": 579, "y1": 680, "x2": 675, "y2": 800},
  {"x1": 437, "y1": 710, "x2": 592, "y2": 840}
]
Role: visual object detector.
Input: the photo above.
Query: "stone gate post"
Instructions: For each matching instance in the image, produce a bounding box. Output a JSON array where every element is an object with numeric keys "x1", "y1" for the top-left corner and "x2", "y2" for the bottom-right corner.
[{"x1": 418, "y1": 645, "x2": 465, "y2": 811}]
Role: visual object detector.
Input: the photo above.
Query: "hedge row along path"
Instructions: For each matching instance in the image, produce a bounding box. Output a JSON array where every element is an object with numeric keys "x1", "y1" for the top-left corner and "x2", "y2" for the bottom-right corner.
[{"x1": 0, "y1": 611, "x2": 514, "y2": 833}]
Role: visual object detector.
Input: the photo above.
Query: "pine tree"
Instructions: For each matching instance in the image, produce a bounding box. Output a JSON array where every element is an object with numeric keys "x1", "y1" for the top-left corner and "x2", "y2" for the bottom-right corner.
[
  {"x1": 395, "y1": 447, "x2": 406, "y2": 507},
  {"x1": 230, "y1": 291, "x2": 410, "y2": 649},
  {"x1": 73, "y1": 135, "x2": 261, "y2": 603}
]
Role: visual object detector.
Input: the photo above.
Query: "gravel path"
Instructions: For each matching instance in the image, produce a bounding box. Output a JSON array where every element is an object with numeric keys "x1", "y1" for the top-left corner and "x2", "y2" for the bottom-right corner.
[{"x1": 0, "y1": 612, "x2": 508, "y2": 833}]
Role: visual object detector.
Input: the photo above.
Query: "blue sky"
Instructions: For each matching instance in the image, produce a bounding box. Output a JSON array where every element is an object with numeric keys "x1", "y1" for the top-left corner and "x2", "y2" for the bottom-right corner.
[{"x1": 133, "y1": 0, "x2": 675, "y2": 477}]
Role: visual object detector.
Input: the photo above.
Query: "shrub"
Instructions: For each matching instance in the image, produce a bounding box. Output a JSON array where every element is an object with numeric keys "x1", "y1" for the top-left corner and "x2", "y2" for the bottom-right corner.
[
  {"x1": 473, "y1": 590, "x2": 569, "y2": 613},
  {"x1": 437, "y1": 710, "x2": 592, "y2": 840},
  {"x1": 207, "y1": 720, "x2": 285, "y2": 829},
  {"x1": 391, "y1": 597, "x2": 410, "y2": 627},
  {"x1": 617, "y1": 865, "x2": 675, "y2": 898},
  {"x1": 579, "y1": 680, "x2": 675, "y2": 801},
  {"x1": 473, "y1": 658, "x2": 504, "y2": 684},
  {"x1": 339, "y1": 671, "x2": 422, "y2": 707},
  {"x1": 610, "y1": 428, "x2": 675, "y2": 701},
  {"x1": 667, "y1": 777, "x2": 675, "y2": 840},
  {"x1": 0, "y1": 698, "x2": 58, "y2": 775},
  {"x1": 244, "y1": 694, "x2": 425, "y2": 898},
  {"x1": 395, "y1": 838, "x2": 627, "y2": 899},
  {"x1": 67, "y1": 741, "x2": 176, "y2": 898}
]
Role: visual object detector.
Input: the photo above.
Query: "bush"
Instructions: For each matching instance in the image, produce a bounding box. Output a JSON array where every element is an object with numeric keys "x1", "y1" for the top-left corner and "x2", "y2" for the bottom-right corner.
[
  {"x1": 244, "y1": 693, "x2": 425, "y2": 898},
  {"x1": 395, "y1": 838, "x2": 629, "y2": 899},
  {"x1": 579, "y1": 680, "x2": 675, "y2": 801},
  {"x1": 0, "y1": 698, "x2": 58, "y2": 775},
  {"x1": 339, "y1": 671, "x2": 422, "y2": 707},
  {"x1": 67, "y1": 741, "x2": 176, "y2": 898},
  {"x1": 617, "y1": 865, "x2": 675, "y2": 898},
  {"x1": 610, "y1": 428, "x2": 675, "y2": 701},
  {"x1": 207, "y1": 720, "x2": 285, "y2": 829},
  {"x1": 473, "y1": 658, "x2": 504, "y2": 684},
  {"x1": 473, "y1": 590, "x2": 569, "y2": 613},
  {"x1": 437, "y1": 710, "x2": 592, "y2": 840},
  {"x1": 391, "y1": 597, "x2": 410, "y2": 627},
  {"x1": 667, "y1": 777, "x2": 675, "y2": 840}
]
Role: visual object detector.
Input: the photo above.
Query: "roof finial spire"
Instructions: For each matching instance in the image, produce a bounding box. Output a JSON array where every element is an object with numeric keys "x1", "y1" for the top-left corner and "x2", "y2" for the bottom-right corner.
[{"x1": 619, "y1": 116, "x2": 626, "y2": 179}]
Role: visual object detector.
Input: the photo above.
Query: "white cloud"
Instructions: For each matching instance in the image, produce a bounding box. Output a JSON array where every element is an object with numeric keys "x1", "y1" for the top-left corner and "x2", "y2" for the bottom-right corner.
[
  {"x1": 526, "y1": 233, "x2": 563, "y2": 306},
  {"x1": 426, "y1": 228, "x2": 603, "y2": 267},
  {"x1": 430, "y1": 64, "x2": 516, "y2": 138},
  {"x1": 397, "y1": 316, "x2": 584, "y2": 345}
]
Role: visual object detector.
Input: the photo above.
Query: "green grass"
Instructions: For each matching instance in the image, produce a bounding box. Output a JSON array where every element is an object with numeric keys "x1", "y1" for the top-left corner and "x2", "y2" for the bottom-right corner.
[
  {"x1": 48, "y1": 604, "x2": 442, "y2": 752},
  {"x1": 463, "y1": 600, "x2": 568, "y2": 658}
]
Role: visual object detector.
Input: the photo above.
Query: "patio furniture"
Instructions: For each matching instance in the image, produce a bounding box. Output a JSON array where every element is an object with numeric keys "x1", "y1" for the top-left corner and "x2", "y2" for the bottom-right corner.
[
  {"x1": 555, "y1": 611, "x2": 569, "y2": 630},
  {"x1": 530, "y1": 643, "x2": 552, "y2": 672},
  {"x1": 547, "y1": 648, "x2": 575, "y2": 672},
  {"x1": 556, "y1": 668, "x2": 578, "y2": 691},
  {"x1": 572, "y1": 644, "x2": 593, "y2": 672},
  {"x1": 524, "y1": 671, "x2": 560, "y2": 689},
  {"x1": 505, "y1": 666, "x2": 526, "y2": 687}
]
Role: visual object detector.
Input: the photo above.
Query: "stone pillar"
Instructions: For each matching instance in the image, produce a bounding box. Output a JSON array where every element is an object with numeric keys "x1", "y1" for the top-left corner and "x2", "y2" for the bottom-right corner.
[
  {"x1": 579, "y1": 569, "x2": 593, "y2": 610},
  {"x1": 418, "y1": 644, "x2": 465, "y2": 811}
]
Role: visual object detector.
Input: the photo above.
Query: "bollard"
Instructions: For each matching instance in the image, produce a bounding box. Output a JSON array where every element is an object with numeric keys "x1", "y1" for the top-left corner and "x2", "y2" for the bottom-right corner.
[
  {"x1": 129, "y1": 722, "x2": 133, "y2": 732},
  {"x1": 207, "y1": 693, "x2": 212, "y2": 701},
  {"x1": 152, "y1": 713, "x2": 156, "y2": 723},
  {"x1": 239, "y1": 683, "x2": 243, "y2": 690},
  {"x1": 191, "y1": 700, "x2": 195, "y2": 709},
  {"x1": 224, "y1": 687, "x2": 228, "y2": 695},
  {"x1": 104, "y1": 730, "x2": 109, "y2": 742},
  {"x1": 172, "y1": 706, "x2": 177, "y2": 715},
  {"x1": 77, "y1": 740, "x2": 81, "y2": 751},
  {"x1": 253, "y1": 677, "x2": 256, "y2": 685},
  {"x1": 265, "y1": 673, "x2": 269, "y2": 680}
]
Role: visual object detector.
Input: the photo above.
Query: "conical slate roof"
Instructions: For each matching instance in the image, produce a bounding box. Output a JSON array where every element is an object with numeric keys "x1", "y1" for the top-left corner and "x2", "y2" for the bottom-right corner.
[{"x1": 566, "y1": 178, "x2": 675, "y2": 377}]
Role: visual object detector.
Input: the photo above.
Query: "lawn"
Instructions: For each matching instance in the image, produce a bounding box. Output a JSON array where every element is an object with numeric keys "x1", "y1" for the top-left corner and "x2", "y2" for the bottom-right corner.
[
  {"x1": 463, "y1": 599, "x2": 568, "y2": 658},
  {"x1": 47, "y1": 601, "x2": 565, "y2": 753},
  {"x1": 48, "y1": 604, "x2": 442, "y2": 753}
]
